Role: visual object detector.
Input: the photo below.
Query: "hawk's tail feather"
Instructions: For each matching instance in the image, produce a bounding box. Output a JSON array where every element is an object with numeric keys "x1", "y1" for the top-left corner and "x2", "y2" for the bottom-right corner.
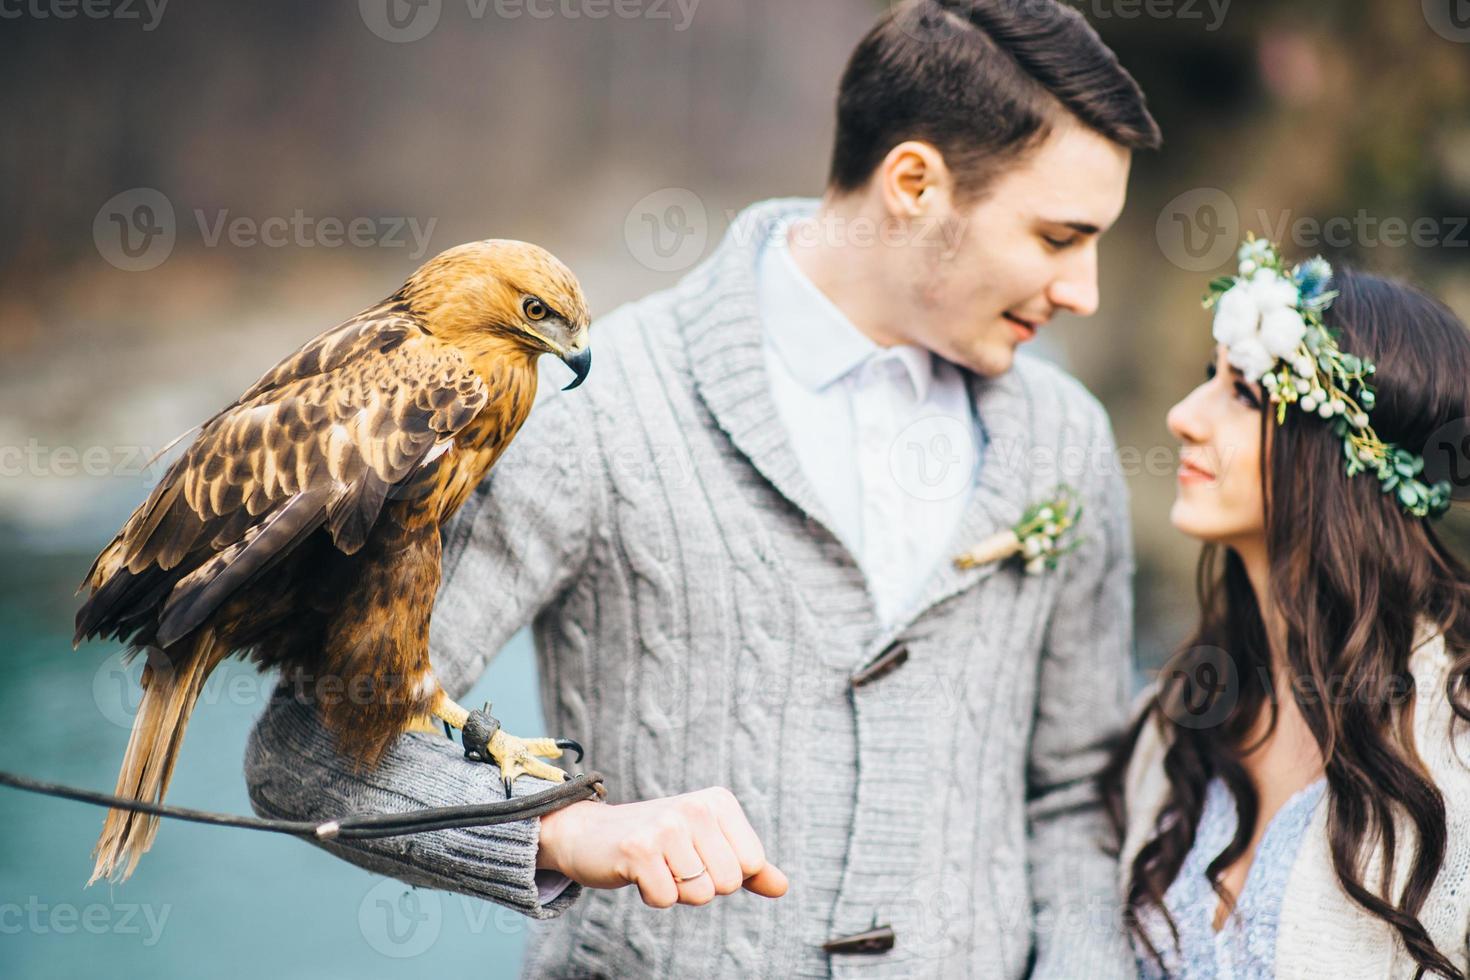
[{"x1": 88, "y1": 630, "x2": 228, "y2": 885}]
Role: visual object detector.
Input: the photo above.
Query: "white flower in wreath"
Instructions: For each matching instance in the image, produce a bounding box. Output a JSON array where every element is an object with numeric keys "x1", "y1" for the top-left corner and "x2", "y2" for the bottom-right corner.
[
  {"x1": 1236, "y1": 238, "x2": 1274, "y2": 275},
  {"x1": 1226, "y1": 335, "x2": 1277, "y2": 381},
  {"x1": 1238, "y1": 238, "x2": 1274, "y2": 266},
  {"x1": 1211, "y1": 269, "x2": 1307, "y2": 382},
  {"x1": 1212, "y1": 284, "x2": 1257, "y2": 347},
  {"x1": 1247, "y1": 268, "x2": 1300, "y2": 311},
  {"x1": 1258, "y1": 306, "x2": 1307, "y2": 358}
]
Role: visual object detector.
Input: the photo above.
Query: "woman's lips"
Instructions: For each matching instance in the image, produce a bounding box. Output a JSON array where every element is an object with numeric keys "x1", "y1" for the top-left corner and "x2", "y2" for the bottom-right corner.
[{"x1": 1177, "y1": 459, "x2": 1216, "y2": 484}]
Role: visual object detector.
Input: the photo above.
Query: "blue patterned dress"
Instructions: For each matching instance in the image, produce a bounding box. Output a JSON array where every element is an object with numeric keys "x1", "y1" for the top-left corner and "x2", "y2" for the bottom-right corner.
[{"x1": 1133, "y1": 775, "x2": 1329, "y2": 979}]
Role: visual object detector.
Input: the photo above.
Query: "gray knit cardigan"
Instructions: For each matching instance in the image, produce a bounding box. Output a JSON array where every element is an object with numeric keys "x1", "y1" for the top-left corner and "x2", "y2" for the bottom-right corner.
[{"x1": 245, "y1": 197, "x2": 1138, "y2": 979}]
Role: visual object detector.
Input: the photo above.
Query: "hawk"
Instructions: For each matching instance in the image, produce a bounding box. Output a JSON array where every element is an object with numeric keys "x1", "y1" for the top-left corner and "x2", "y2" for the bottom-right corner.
[{"x1": 74, "y1": 240, "x2": 592, "y2": 884}]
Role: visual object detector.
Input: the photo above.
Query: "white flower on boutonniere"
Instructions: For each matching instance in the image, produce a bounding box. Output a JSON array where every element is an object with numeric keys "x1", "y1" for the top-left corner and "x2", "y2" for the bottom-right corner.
[{"x1": 953, "y1": 486, "x2": 1083, "y2": 575}]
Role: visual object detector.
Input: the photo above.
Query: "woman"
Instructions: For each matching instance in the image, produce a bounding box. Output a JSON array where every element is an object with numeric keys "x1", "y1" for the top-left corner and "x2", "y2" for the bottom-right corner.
[{"x1": 1100, "y1": 238, "x2": 1470, "y2": 978}]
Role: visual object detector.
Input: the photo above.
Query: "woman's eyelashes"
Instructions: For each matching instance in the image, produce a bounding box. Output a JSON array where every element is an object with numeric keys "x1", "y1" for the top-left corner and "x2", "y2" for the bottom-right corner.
[
  {"x1": 1206, "y1": 361, "x2": 1262, "y2": 408},
  {"x1": 1233, "y1": 381, "x2": 1262, "y2": 409}
]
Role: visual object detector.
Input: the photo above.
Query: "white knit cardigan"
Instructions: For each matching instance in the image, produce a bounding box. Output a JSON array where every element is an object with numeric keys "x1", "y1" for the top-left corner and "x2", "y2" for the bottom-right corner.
[{"x1": 1119, "y1": 621, "x2": 1470, "y2": 978}]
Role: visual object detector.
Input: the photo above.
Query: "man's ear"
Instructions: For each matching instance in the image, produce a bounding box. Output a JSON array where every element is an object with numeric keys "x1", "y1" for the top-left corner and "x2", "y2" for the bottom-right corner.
[{"x1": 878, "y1": 140, "x2": 953, "y2": 218}]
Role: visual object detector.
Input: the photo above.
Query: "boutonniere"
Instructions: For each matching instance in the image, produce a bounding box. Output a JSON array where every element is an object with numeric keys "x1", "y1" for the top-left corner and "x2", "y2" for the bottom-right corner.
[{"x1": 953, "y1": 486, "x2": 1083, "y2": 575}]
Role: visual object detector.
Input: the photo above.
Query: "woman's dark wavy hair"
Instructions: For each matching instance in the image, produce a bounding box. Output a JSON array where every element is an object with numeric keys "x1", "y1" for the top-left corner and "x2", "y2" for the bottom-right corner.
[{"x1": 1099, "y1": 267, "x2": 1470, "y2": 978}]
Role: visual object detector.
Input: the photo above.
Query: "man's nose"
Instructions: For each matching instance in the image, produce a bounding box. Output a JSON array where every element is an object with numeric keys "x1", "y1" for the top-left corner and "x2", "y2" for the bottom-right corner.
[{"x1": 1047, "y1": 248, "x2": 1100, "y2": 317}]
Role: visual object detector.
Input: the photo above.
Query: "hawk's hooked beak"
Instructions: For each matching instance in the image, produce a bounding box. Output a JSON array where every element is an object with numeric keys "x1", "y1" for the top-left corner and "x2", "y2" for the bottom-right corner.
[{"x1": 560, "y1": 347, "x2": 592, "y2": 391}]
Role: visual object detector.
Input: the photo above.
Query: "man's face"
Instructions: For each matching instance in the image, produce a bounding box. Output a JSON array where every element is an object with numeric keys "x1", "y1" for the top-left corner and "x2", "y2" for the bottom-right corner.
[{"x1": 898, "y1": 120, "x2": 1132, "y2": 377}]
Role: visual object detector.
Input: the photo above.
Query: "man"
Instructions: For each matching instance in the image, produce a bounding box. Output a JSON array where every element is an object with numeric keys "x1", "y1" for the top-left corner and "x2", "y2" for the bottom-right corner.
[{"x1": 246, "y1": 1, "x2": 1160, "y2": 975}]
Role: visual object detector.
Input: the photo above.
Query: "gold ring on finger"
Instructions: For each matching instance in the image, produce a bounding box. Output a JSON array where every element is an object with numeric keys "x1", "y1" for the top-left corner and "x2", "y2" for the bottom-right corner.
[{"x1": 672, "y1": 865, "x2": 707, "y2": 883}]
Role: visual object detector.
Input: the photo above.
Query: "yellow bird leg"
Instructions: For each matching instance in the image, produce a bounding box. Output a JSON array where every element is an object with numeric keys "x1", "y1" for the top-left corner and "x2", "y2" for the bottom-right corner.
[
  {"x1": 431, "y1": 691, "x2": 470, "y2": 730},
  {"x1": 404, "y1": 715, "x2": 444, "y2": 735}
]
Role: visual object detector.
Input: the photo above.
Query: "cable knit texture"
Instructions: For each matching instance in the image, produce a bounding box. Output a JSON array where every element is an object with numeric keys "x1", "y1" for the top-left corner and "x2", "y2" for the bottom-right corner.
[
  {"x1": 245, "y1": 197, "x2": 1138, "y2": 979},
  {"x1": 1121, "y1": 622, "x2": 1470, "y2": 979}
]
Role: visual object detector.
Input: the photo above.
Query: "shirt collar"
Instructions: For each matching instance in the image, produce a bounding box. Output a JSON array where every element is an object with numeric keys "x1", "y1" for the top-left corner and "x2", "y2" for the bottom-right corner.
[{"x1": 757, "y1": 223, "x2": 936, "y2": 401}]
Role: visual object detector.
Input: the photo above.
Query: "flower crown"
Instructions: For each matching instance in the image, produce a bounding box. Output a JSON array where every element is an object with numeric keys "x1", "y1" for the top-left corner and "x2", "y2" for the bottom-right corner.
[{"x1": 1204, "y1": 237, "x2": 1452, "y2": 520}]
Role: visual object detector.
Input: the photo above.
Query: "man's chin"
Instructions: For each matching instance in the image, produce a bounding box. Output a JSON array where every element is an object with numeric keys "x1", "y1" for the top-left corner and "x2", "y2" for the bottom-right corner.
[{"x1": 959, "y1": 342, "x2": 1018, "y2": 379}]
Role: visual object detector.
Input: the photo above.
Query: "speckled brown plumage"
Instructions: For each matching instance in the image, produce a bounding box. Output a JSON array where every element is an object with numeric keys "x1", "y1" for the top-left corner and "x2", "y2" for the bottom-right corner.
[{"x1": 74, "y1": 240, "x2": 591, "y2": 884}]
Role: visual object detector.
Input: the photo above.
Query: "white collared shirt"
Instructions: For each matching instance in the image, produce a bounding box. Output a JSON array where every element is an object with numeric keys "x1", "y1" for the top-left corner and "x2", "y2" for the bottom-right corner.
[{"x1": 756, "y1": 222, "x2": 984, "y2": 625}]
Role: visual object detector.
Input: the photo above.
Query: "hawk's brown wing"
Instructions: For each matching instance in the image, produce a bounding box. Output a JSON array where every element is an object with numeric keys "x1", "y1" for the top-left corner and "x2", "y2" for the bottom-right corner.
[{"x1": 76, "y1": 312, "x2": 487, "y2": 649}]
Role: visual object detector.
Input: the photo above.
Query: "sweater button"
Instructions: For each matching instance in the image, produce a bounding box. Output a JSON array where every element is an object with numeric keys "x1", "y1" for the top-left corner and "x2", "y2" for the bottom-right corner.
[
  {"x1": 850, "y1": 642, "x2": 909, "y2": 688},
  {"x1": 822, "y1": 923, "x2": 895, "y2": 954}
]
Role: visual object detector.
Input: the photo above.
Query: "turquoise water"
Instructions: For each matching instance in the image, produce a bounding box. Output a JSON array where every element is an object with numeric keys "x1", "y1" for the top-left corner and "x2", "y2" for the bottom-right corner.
[{"x1": 0, "y1": 547, "x2": 543, "y2": 979}]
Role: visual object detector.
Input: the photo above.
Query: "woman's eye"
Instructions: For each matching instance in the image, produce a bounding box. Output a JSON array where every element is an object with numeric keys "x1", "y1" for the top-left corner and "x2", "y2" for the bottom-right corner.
[
  {"x1": 1043, "y1": 234, "x2": 1078, "y2": 250},
  {"x1": 1233, "y1": 382, "x2": 1261, "y2": 408}
]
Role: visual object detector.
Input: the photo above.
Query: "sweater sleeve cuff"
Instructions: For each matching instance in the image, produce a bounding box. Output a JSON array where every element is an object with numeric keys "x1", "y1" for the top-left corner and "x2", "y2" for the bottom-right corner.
[{"x1": 245, "y1": 685, "x2": 584, "y2": 919}]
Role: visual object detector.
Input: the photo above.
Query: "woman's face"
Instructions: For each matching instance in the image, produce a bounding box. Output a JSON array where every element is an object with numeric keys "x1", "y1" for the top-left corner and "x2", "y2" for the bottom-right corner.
[{"x1": 1166, "y1": 345, "x2": 1269, "y2": 546}]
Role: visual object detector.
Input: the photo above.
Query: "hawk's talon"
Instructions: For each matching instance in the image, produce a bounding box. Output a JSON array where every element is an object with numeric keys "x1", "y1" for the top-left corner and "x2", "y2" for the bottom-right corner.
[
  {"x1": 555, "y1": 738, "x2": 584, "y2": 764},
  {"x1": 474, "y1": 728, "x2": 580, "y2": 793}
]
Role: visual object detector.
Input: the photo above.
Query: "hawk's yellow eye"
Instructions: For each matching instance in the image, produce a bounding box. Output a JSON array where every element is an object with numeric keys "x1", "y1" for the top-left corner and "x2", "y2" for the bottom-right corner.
[{"x1": 523, "y1": 298, "x2": 548, "y2": 321}]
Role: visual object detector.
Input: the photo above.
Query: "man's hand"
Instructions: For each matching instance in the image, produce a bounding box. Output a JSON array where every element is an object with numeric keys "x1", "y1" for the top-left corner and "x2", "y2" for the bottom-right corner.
[{"x1": 536, "y1": 786, "x2": 789, "y2": 908}]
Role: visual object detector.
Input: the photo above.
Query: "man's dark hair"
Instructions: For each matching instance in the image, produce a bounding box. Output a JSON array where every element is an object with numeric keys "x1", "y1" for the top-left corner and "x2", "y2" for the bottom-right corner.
[{"x1": 829, "y1": 0, "x2": 1162, "y2": 203}]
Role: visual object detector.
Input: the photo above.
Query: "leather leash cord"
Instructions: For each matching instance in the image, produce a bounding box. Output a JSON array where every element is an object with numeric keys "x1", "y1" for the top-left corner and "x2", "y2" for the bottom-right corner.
[{"x1": 0, "y1": 768, "x2": 606, "y2": 841}]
